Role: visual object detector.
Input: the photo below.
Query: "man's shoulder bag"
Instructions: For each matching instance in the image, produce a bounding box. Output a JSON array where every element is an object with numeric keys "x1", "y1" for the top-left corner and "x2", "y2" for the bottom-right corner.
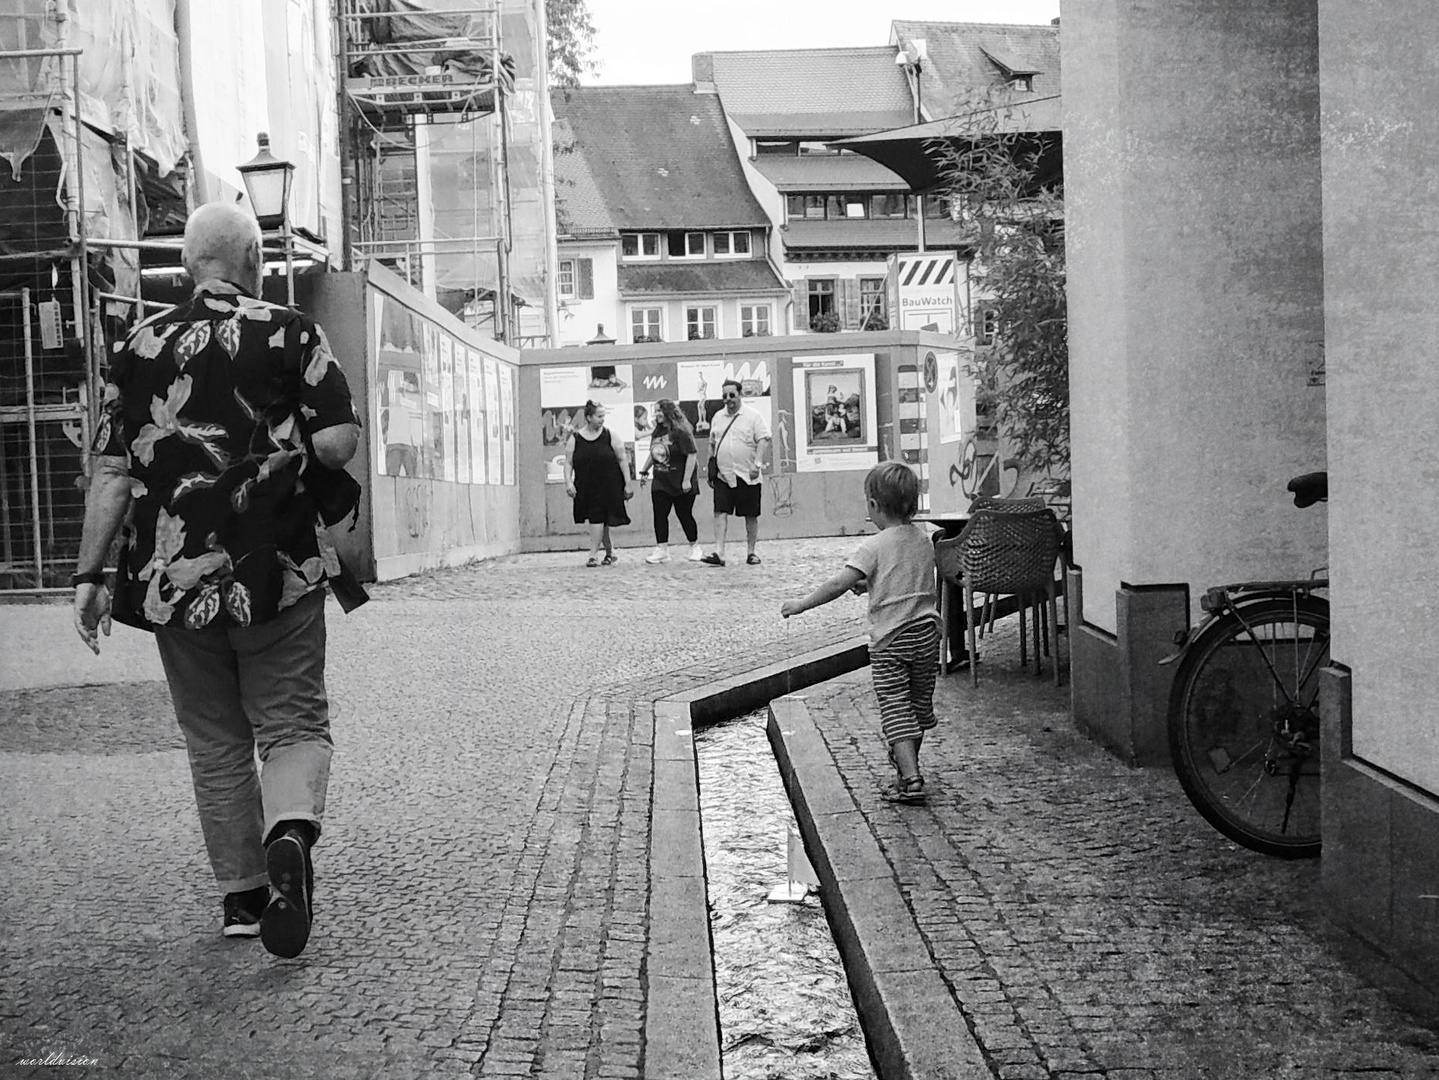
[{"x1": 706, "y1": 413, "x2": 735, "y2": 489}]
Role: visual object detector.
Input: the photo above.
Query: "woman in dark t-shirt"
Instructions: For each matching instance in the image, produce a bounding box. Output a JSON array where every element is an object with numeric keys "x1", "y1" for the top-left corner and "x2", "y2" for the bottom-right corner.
[{"x1": 638, "y1": 398, "x2": 702, "y2": 564}]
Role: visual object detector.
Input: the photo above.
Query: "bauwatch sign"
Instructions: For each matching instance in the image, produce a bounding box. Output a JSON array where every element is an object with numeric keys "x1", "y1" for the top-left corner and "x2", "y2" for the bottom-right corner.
[{"x1": 890, "y1": 253, "x2": 959, "y2": 334}]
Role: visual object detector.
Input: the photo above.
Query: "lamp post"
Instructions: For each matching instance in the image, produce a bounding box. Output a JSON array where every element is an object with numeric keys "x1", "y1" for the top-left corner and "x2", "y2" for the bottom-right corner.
[{"x1": 237, "y1": 132, "x2": 296, "y2": 304}]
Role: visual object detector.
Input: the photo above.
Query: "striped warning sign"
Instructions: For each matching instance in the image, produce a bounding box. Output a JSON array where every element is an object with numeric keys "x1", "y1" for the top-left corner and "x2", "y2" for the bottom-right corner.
[{"x1": 898, "y1": 255, "x2": 955, "y2": 288}]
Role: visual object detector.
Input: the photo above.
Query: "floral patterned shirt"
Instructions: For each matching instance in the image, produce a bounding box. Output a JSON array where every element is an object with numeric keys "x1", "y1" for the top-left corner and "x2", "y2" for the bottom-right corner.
[{"x1": 94, "y1": 280, "x2": 361, "y2": 631}]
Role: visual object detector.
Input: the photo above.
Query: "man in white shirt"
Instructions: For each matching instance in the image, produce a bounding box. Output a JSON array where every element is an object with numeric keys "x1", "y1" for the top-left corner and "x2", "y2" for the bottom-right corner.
[{"x1": 701, "y1": 379, "x2": 772, "y2": 566}]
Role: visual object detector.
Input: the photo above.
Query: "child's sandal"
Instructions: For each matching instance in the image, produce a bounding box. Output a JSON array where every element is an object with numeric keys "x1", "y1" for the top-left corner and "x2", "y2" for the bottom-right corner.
[{"x1": 882, "y1": 775, "x2": 926, "y2": 804}]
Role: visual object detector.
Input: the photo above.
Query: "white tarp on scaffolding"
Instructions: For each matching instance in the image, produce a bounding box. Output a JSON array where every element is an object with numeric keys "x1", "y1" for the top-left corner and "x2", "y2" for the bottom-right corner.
[
  {"x1": 0, "y1": 0, "x2": 186, "y2": 178},
  {"x1": 189, "y1": 0, "x2": 339, "y2": 244},
  {"x1": 0, "y1": 1, "x2": 64, "y2": 179},
  {"x1": 67, "y1": 0, "x2": 187, "y2": 175}
]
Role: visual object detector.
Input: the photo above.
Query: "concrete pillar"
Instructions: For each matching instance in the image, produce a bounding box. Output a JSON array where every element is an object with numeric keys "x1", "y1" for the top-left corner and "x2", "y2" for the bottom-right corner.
[
  {"x1": 1318, "y1": 0, "x2": 1439, "y2": 992},
  {"x1": 1062, "y1": 0, "x2": 1326, "y2": 750}
]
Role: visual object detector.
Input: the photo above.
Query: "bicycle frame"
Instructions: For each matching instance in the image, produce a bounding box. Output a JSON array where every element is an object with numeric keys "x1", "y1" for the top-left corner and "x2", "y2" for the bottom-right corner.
[{"x1": 1163, "y1": 578, "x2": 1329, "y2": 662}]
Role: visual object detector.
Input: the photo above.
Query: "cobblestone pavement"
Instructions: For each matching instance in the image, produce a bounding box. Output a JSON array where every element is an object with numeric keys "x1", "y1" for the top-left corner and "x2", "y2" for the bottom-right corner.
[
  {"x1": 800, "y1": 644, "x2": 1439, "y2": 1079},
  {"x1": 0, "y1": 538, "x2": 864, "y2": 1079},
  {"x1": 7, "y1": 536, "x2": 1439, "y2": 1079}
]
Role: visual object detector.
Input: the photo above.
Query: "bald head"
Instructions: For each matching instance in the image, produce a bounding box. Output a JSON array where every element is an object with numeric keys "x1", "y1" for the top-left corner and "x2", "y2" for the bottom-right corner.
[{"x1": 182, "y1": 202, "x2": 263, "y2": 295}]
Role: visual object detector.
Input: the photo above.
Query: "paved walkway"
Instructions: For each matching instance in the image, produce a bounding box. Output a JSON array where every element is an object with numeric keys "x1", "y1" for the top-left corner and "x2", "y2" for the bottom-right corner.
[
  {"x1": 0, "y1": 539, "x2": 861, "y2": 1079},
  {"x1": 787, "y1": 647, "x2": 1439, "y2": 1078},
  {"x1": 2, "y1": 539, "x2": 1438, "y2": 1078}
]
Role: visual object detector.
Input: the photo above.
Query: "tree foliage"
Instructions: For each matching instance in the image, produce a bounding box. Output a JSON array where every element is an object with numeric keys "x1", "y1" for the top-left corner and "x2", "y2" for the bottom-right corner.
[
  {"x1": 546, "y1": 0, "x2": 597, "y2": 88},
  {"x1": 932, "y1": 89, "x2": 1068, "y2": 474}
]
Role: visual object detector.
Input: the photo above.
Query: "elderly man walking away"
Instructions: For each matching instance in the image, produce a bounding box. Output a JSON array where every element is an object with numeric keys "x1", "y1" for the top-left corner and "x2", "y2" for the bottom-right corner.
[
  {"x1": 71, "y1": 202, "x2": 362, "y2": 959},
  {"x1": 701, "y1": 378, "x2": 772, "y2": 567}
]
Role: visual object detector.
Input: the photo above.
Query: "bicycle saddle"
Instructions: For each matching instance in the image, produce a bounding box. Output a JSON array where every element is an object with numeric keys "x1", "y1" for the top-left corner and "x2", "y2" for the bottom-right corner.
[{"x1": 1287, "y1": 471, "x2": 1328, "y2": 507}]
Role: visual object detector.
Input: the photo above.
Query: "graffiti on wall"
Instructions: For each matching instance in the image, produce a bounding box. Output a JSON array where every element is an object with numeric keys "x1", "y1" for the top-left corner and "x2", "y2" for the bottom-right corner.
[
  {"x1": 399, "y1": 478, "x2": 432, "y2": 539},
  {"x1": 947, "y1": 435, "x2": 1018, "y2": 500},
  {"x1": 938, "y1": 433, "x2": 1071, "y2": 520},
  {"x1": 768, "y1": 474, "x2": 795, "y2": 517},
  {"x1": 774, "y1": 408, "x2": 794, "y2": 472}
]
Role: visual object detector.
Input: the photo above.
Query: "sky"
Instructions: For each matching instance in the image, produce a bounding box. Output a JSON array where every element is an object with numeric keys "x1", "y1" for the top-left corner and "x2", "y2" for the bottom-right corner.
[{"x1": 583, "y1": 0, "x2": 1062, "y2": 86}]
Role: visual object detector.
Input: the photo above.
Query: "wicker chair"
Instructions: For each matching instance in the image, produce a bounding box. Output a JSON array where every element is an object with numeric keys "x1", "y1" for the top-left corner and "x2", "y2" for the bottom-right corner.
[
  {"x1": 937, "y1": 507, "x2": 1063, "y2": 686},
  {"x1": 967, "y1": 495, "x2": 1047, "y2": 514},
  {"x1": 963, "y1": 496, "x2": 1050, "y2": 638}
]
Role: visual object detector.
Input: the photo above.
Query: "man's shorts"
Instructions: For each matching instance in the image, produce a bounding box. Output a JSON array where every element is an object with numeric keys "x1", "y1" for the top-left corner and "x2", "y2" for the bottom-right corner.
[{"x1": 713, "y1": 476, "x2": 762, "y2": 518}]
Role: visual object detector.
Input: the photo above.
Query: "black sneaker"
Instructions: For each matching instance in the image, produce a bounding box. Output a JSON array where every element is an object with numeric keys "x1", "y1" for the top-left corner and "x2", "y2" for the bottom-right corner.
[
  {"x1": 261, "y1": 827, "x2": 313, "y2": 958},
  {"x1": 221, "y1": 885, "x2": 268, "y2": 939}
]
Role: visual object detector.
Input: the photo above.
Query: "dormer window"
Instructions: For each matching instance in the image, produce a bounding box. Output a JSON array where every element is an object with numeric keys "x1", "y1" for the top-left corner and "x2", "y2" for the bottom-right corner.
[
  {"x1": 713, "y1": 231, "x2": 752, "y2": 258},
  {"x1": 621, "y1": 232, "x2": 660, "y2": 260},
  {"x1": 667, "y1": 231, "x2": 706, "y2": 258},
  {"x1": 980, "y1": 45, "x2": 1041, "y2": 96}
]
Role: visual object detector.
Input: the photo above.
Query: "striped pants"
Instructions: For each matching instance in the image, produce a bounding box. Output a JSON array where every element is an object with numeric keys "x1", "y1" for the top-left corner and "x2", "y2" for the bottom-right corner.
[{"x1": 870, "y1": 619, "x2": 941, "y2": 747}]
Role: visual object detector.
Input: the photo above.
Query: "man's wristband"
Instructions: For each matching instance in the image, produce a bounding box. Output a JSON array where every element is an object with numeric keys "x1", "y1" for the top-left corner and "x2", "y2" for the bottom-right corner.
[{"x1": 71, "y1": 571, "x2": 107, "y2": 588}]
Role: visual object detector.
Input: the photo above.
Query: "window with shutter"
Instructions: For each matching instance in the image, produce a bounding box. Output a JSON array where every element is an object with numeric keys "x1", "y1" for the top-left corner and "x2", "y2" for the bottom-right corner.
[
  {"x1": 577, "y1": 258, "x2": 594, "y2": 299},
  {"x1": 840, "y1": 278, "x2": 861, "y2": 330},
  {"x1": 792, "y1": 283, "x2": 807, "y2": 329}
]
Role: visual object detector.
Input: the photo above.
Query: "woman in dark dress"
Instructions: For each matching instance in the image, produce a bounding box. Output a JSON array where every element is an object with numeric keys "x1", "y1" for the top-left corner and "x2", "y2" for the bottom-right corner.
[{"x1": 562, "y1": 400, "x2": 634, "y2": 566}]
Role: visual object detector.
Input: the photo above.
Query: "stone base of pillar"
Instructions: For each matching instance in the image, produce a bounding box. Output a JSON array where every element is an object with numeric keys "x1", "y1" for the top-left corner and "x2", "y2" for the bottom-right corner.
[
  {"x1": 1320, "y1": 664, "x2": 1439, "y2": 1004},
  {"x1": 1069, "y1": 569, "x2": 1189, "y2": 767}
]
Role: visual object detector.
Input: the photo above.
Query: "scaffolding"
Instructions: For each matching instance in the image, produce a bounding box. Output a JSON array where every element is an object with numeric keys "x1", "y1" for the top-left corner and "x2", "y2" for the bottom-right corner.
[
  {"x1": 338, "y1": 0, "x2": 518, "y2": 342},
  {"x1": 0, "y1": 43, "x2": 98, "y2": 591}
]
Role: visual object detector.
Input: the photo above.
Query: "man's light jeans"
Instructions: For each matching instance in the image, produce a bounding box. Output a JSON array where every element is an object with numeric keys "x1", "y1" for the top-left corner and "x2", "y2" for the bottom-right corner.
[{"x1": 155, "y1": 590, "x2": 332, "y2": 895}]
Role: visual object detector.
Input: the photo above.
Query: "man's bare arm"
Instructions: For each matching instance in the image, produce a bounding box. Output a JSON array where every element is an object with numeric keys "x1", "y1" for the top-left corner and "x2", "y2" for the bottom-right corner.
[{"x1": 73, "y1": 456, "x2": 132, "y2": 654}]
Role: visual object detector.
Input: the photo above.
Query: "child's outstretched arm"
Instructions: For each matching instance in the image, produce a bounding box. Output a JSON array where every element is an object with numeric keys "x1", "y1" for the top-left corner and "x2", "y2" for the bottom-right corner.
[{"x1": 781, "y1": 566, "x2": 865, "y2": 618}]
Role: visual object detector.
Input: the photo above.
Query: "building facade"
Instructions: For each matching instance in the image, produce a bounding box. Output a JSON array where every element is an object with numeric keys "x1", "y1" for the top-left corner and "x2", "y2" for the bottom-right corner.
[
  {"x1": 549, "y1": 85, "x2": 789, "y2": 348},
  {"x1": 697, "y1": 46, "x2": 969, "y2": 335}
]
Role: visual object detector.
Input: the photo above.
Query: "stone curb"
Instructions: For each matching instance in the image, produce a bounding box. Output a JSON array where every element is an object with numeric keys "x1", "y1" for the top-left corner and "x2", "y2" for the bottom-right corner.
[
  {"x1": 642, "y1": 636, "x2": 871, "y2": 1080},
  {"x1": 768, "y1": 694, "x2": 992, "y2": 1080}
]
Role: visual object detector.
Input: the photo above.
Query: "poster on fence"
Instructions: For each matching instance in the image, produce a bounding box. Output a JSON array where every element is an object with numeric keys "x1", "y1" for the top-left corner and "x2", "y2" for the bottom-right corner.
[{"x1": 791, "y1": 354, "x2": 878, "y2": 473}]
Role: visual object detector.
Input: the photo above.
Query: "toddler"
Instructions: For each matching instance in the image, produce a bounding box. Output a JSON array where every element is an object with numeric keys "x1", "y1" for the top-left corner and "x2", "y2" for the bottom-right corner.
[{"x1": 781, "y1": 461, "x2": 940, "y2": 803}]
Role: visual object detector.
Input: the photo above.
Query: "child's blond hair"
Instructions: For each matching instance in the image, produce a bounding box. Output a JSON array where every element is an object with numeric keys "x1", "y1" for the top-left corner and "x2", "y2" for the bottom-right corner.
[{"x1": 865, "y1": 461, "x2": 920, "y2": 521}]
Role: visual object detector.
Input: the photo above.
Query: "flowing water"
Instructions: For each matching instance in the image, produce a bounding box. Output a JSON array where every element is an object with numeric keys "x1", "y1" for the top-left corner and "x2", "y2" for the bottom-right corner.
[{"x1": 694, "y1": 711, "x2": 875, "y2": 1080}]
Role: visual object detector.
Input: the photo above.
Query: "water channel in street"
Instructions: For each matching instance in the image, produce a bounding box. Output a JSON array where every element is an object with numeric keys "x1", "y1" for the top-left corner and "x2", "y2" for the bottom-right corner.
[{"x1": 694, "y1": 710, "x2": 875, "y2": 1080}]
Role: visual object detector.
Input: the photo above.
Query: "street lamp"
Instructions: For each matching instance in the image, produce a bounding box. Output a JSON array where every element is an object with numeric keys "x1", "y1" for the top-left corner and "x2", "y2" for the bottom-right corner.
[{"x1": 237, "y1": 132, "x2": 296, "y2": 302}]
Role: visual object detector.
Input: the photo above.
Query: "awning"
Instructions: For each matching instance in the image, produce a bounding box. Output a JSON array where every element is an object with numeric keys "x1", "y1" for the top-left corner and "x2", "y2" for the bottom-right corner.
[{"x1": 831, "y1": 106, "x2": 1062, "y2": 195}]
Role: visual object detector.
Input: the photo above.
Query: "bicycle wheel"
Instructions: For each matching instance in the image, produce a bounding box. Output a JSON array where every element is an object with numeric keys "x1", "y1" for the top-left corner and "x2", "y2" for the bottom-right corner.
[{"x1": 1167, "y1": 594, "x2": 1329, "y2": 858}]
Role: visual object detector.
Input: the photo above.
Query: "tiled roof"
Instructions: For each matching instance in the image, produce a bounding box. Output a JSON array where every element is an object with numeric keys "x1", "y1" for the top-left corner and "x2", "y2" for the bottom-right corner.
[
  {"x1": 549, "y1": 85, "x2": 770, "y2": 230},
  {"x1": 617, "y1": 260, "x2": 788, "y2": 297},
  {"x1": 704, "y1": 47, "x2": 914, "y2": 136},
  {"x1": 780, "y1": 218, "x2": 971, "y2": 254},
  {"x1": 890, "y1": 21, "x2": 1061, "y2": 126},
  {"x1": 551, "y1": 116, "x2": 617, "y2": 238},
  {"x1": 751, "y1": 155, "x2": 908, "y2": 192}
]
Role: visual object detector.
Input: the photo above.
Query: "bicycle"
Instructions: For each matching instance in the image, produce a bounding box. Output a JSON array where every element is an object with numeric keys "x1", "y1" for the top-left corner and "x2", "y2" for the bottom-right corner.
[{"x1": 1161, "y1": 471, "x2": 1329, "y2": 858}]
